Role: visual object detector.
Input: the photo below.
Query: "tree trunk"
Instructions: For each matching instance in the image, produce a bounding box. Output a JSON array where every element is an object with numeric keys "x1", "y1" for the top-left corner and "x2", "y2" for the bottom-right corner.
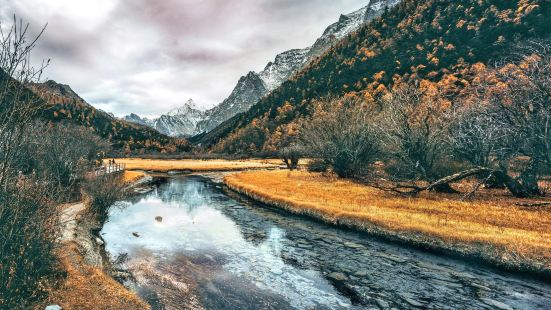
[
  {"x1": 518, "y1": 160, "x2": 542, "y2": 196},
  {"x1": 429, "y1": 182, "x2": 459, "y2": 193}
]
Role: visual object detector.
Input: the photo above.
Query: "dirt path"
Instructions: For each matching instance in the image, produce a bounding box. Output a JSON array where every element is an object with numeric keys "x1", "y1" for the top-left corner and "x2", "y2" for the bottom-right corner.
[{"x1": 60, "y1": 202, "x2": 86, "y2": 242}]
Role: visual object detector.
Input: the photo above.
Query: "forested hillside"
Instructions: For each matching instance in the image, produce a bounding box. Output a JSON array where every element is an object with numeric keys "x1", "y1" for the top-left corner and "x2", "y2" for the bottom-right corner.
[
  {"x1": 29, "y1": 81, "x2": 189, "y2": 154},
  {"x1": 203, "y1": 0, "x2": 550, "y2": 153}
]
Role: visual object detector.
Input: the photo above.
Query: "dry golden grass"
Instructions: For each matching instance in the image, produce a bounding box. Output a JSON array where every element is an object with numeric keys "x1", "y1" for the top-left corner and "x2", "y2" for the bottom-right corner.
[
  {"x1": 106, "y1": 158, "x2": 281, "y2": 172},
  {"x1": 44, "y1": 243, "x2": 148, "y2": 310},
  {"x1": 122, "y1": 170, "x2": 146, "y2": 183},
  {"x1": 225, "y1": 170, "x2": 551, "y2": 272}
]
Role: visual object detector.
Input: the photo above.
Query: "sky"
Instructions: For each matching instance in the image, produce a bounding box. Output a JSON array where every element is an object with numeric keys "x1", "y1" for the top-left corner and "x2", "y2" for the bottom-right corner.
[{"x1": 1, "y1": 0, "x2": 368, "y2": 118}]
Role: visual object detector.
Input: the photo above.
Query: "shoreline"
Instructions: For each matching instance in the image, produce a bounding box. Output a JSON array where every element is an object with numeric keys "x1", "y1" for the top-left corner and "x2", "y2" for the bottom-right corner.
[
  {"x1": 224, "y1": 171, "x2": 551, "y2": 282},
  {"x1": 46, "y1": 174, "x2": 155, "y2": 309}
]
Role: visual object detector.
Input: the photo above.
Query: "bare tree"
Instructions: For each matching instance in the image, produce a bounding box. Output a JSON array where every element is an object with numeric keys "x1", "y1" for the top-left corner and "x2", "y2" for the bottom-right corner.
[
  {"x1": 300, "y1": 97, "x2": 381, "y2": 178},
  {"x1": 0, "y1": 16, "x2": 48, "y2": 188},
  {"x1": 376, "y1": 83, "x2": 454, "y2": 190},
  {"x1": 466, "y1": 41, "x2": 551, "y2": 196}
]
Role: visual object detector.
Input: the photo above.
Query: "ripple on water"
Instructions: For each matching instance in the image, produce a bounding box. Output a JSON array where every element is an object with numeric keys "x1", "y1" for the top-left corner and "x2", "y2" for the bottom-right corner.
[{"x1": 102, "y1": 176, "x2": 551, "y2": 310}]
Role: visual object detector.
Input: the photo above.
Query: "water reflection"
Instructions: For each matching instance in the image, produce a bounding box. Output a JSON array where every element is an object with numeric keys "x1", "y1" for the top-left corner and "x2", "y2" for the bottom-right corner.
[{"x1": 102, "y1": 176, "x2": 551, "y2": 310}]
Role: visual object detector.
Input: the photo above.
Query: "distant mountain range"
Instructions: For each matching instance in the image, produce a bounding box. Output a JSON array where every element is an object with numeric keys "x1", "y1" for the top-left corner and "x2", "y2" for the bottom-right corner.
[
  {"x1": 124, "y1": 0, "x2": 399, "y2": 137},
  {"x1": 124, "y1": 99, "x2": 205, "y2": 137},
  {"x1": 28, "y1": 80, "x2": 188, "y2": 154}
]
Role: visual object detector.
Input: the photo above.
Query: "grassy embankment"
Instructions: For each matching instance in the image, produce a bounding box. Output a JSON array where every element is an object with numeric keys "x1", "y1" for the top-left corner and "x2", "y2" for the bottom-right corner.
[
  {"x1": 45, "y1": 244, "x2": 148, "y2": 309},
  {"x1": 44, "y1": 174, "x2": 151, "y2": 309},
  {"x1": 107, "y1": 158, "x2": 281, "y2": 172},
  {"x1": 225, "y1": 170, "x2": 551, "y2": 275}
]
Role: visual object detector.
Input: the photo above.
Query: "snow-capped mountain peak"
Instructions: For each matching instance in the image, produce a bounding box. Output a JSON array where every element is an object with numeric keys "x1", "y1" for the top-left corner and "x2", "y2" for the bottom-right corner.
[
  {"x1": 124, "y1": 1, "x2": 400, "y2": 137},
  {"x1": 124, "y1": 99, "x2": 206, "y2": 137},
  {"x1": 167, "y1": 99, "x2": 200, "y2": 116}
]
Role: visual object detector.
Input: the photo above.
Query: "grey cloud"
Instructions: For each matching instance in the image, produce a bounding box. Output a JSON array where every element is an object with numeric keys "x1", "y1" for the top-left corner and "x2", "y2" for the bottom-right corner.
[{"x1": 1, "y1": 0, "x2": 368, "y2": 117}]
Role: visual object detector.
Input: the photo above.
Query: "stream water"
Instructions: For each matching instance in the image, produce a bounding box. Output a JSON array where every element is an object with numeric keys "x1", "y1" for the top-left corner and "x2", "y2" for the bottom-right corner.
[{"x1": 101, "y1": 176, "x2": 551, "y2": 309}]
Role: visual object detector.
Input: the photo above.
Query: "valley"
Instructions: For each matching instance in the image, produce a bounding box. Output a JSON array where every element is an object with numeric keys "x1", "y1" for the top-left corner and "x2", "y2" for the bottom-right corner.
[{"x1": 2, "y1": 0, "x2": 551, "y2": 309}]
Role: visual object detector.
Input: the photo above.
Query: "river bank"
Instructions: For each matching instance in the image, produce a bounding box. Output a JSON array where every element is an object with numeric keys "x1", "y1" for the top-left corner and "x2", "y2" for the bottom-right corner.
[
  {"x1": 44, "y1": 173, "x2": 154, "y2": 309},
  {"x1": 224, "y1": 170, "x2": 551, "y2": 279},
  {"x1": 100, "y1": 175, "x2": 551, "y2": 309},
  {"x1": 105, "y1": 158, "x2": 282, "y2": 173}
]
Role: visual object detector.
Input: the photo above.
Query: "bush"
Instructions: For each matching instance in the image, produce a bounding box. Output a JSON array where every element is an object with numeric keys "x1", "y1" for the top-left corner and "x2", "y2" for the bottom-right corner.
[
  {"x1": 307, "y1": 159, "x2": 330, "y2": 173},
  {"x1": 279, "y1": 144, "x2": 304, "y2": 170},
  {"x1": 300, "y1": 97, "x2": 381, "y2": 178},
  {"x1": 82, "y1": 174, "x2": 126, "y2": 222}
]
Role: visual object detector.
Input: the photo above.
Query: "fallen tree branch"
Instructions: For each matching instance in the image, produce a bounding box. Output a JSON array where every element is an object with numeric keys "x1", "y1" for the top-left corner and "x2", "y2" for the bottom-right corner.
[
  {"x1": 515, "y1": 202, "x2": 551, "y2": 207},
  {"x1": 369, "y1": 167, "x2": 532, "y2": 198}
]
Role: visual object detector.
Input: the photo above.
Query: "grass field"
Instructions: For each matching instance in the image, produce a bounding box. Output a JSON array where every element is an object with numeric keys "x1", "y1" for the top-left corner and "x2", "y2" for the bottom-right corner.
[
  {"x1": 45, "y1": 243, "x2": 148, "y2": 309},
  {"x1": 122, "y1": 170, "x2": 146, "y2": 183},
  {"x1": 225, "y1": 170, "x2": 551, "y2": 273},
  {"x1": 107, "y1": 158, "x2": 282, "y2": 172}
]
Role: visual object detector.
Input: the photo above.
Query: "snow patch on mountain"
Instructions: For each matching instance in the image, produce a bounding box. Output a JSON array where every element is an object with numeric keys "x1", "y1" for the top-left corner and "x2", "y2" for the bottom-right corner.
[
  {"x1": 125, "y1": 0, "x2": 400, "y2": 137},
  {"x1": 124, "y1": 99, "x2": 205, "y2": 137}
]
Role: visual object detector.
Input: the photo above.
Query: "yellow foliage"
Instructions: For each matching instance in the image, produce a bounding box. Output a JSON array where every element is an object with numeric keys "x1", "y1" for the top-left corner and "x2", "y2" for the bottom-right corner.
[
  {"x1": 225, "y1": 171, "x2": 551, "y2": 270},
  {"x1": 107, "y1": 158, "x2": 279, "y2": 172}
]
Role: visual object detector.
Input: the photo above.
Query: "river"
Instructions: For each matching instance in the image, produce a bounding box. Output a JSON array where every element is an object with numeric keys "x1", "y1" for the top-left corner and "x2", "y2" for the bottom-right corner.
[{"x1": 101, "y1": 175, "x2": 551, "y2": 309}]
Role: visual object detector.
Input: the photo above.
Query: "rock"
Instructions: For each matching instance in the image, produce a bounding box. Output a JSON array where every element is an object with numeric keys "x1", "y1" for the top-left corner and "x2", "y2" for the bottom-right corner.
[
  {"x1": 470, "y1": 282, "x2": 491, "y2": 291},
  {"x1": 480, "y1": 298, "x2": 513, "y2": 310},
  {"x1": 155, "y1": 216, "x2": 163, "y2": 222},
  {"x1": 399, "y1": 294, "x2": 425, "y2": 307},
  {"x1": 354, "y1": 270, "x2": 368, "y2": 277},
  {"x1": 95, "y1": 237, "x2": 104, "y2": 246},
  {"x1": 344, "y1": 241, "x2": 364, "y2": 249},
  {"x1": 45, "y1": 305, "x2": 62, "y2": 310},
  {"x1": 327, "y1": 272, "x2": 348, "y2": 282},
  {"x1": 375, "y1": 298, "x2": 390, "y2": 308},
  {"x1": 132, "y1": 232, "x2": 140, "y2": 237}
]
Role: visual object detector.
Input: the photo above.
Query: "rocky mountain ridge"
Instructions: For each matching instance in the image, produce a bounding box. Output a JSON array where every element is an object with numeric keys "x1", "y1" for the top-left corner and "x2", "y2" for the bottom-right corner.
[{"x1": 125, "y1": 0, "x2": 399, "y2": 136}]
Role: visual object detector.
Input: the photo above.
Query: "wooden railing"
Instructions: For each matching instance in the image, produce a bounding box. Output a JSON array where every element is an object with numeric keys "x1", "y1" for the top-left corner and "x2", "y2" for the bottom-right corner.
[{"x1": 92, "y1": 163, "x2": 126, "y2": 177}]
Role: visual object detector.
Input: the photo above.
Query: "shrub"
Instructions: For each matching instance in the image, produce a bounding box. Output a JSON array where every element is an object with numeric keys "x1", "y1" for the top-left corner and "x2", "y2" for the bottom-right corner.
[
  {"x1": 279, "y1": 144, "x2": 304, "y2": 170},
  {"x1": 300, "y1": 97, "x2": 381, "y2": 178},
  {"x1": 307, "y1": 159, "x2": 330, "y2": 173}
]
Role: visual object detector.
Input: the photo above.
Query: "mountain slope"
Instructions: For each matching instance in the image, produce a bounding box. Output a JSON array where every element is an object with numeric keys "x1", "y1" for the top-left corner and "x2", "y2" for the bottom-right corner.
[
  {"x1": 203, "y1": 0, "x2": 550, "y2": 153},
  {"x1": 196, "y1": 71, "x2": 267, "y2": 133},
  {"x1": 196, "y1": 0, "x2": 399, "y2": 134},
  {"x1": 29, "y1": 81, "x2": 188, "y2": 154}
]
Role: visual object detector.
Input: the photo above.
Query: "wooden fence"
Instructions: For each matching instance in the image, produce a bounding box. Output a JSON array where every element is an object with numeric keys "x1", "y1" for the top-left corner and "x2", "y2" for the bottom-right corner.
[{"x1": 91, "y1": 163, "x2": 126, "y2": 178}]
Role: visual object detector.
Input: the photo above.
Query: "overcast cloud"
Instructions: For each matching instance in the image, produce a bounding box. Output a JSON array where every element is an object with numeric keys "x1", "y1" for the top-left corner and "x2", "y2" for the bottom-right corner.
[{"x1": 1, "y1": 0, "x2": 367, "y2": 117}]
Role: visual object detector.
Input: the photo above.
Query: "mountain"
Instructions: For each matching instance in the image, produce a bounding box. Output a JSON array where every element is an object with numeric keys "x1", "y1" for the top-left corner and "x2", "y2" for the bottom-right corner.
[
  {"x1": 124, "y1": 99, "x2": 205, "y2": 137},
  {"x1": 29, "y1": 80, "x2": 188, "y2": 154},
  {"x1": 195, "y1": 72, "x2": 267, "y2": 133},
  {"x1": 200, "y1": 0, "x2": 550, "y2": 153},
  {"x1": 195, "y1": 0, "x2": 399, "y2": 134},
  {"x1": 127, "y1": 1, "x2": 397, "y2": 137}
]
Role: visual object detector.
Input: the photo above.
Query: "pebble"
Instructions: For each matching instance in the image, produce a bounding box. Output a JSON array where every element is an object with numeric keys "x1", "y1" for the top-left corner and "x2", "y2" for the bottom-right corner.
[
  {"x1": 399, "y1": 294, "x2": 425, "y2": 307},
  {"x1": 132, "y1": 232, "x2": 141, "y2": 237},
  {"x1": 480, "y1": 298, "x2": 513, "y2": 310},
  {"x1": 376, "y1": 298, "x2": 390, "y2": 308},
  {"x1": 327, "y1": 272, "x2": 348, "y2": 282},
  {"x1": 155, "y1": 216, "x2": 163, "y2": 222},
  {"x1": 344, "y1": 241, "x2": 364, "y2": 249},
  {"x1": 354, "y1": 270, "x2": 369, "y2": 277}
]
